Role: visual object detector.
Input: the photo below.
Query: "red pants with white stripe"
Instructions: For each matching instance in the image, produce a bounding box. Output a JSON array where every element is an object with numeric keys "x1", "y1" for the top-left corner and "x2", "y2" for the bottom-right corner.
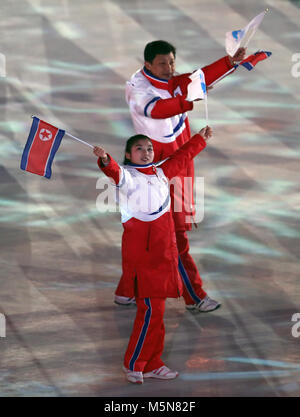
[{"x1": 124, "y1": 298, "x2": 166, "y2": 372}]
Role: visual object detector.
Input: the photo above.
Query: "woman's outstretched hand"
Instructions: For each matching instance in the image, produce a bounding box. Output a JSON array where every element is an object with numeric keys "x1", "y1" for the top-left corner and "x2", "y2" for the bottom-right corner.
[
  {"x1": 93, "y1": 146, "x2": 108, "y2": 163},
  {"x1": 199, "y1": 126, "x2": 213, "y2": 141}
]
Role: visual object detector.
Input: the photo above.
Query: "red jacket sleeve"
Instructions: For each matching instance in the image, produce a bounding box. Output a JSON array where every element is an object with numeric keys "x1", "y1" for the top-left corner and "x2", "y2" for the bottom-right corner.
[
  {"x1": 150, "y1": 95, "x2": 193, "y2": 119},
  {"x1": 151, "y1": 139, "x2": 164, "y2": 162},
  {"x1": 201, "y1": 55, "x2": 234, "y2": 87},
  {"x1": 97, "y1": 154, "x2": 121, "y2": 185},
  {"x1": 161, "y1": 134, "x2": 207, "y2": 179},
  {"x1": 149, "y1": 56, "x2": 234, "y2": 119}
]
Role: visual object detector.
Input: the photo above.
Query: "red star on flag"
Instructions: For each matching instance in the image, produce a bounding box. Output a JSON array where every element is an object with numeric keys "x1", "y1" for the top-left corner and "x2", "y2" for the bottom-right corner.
[{"x1": 39, "y1": 129, "x2": 52, "y2": 141}]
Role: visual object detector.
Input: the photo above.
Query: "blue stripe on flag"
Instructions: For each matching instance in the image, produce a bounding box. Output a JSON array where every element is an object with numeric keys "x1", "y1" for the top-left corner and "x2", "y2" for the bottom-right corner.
[
  {"x1": 20, "y1": 116, "x2": 40, "y2": 171},
  {"x1": 241, "y1": 62, "x2": 254, "y2": 71},
  {"x1": 44, "y1": 128, "x2": 65, "y2": 179}
]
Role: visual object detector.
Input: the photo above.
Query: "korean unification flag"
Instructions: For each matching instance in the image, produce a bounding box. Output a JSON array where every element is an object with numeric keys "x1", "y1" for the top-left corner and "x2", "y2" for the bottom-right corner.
[
  {"x1": 186, "y1": 69, "x2": 207, "y2": 102},
  {"x1": 226, "y1": 10, "x2": 267, "y2": 57},
  {"x1": 20, "y1": 117, "x2": 65, "y2": 179}
]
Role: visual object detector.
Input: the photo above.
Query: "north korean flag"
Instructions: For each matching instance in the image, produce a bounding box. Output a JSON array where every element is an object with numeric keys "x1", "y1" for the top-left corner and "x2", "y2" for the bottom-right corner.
[
  {"x1": 239, "y1": 51, "x2": 272, "y2": 71},
  {"x1": 20, "y1": 117, "x2": 65, "y2": 179}
]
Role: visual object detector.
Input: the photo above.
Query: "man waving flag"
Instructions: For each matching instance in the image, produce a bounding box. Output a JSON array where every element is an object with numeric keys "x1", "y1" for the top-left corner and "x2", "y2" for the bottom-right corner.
[{"x1": 20, "y1": 116, "x2": 65, "y2": 179}]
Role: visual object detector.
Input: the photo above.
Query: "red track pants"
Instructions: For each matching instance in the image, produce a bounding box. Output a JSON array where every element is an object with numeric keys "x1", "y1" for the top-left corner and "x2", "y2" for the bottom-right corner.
[
  {"x1": 176, "y1": 229, "x2": 207, "y2": 305},
  {"x1": 124, "y1": 298, "x2": 166, "y2": 372}
]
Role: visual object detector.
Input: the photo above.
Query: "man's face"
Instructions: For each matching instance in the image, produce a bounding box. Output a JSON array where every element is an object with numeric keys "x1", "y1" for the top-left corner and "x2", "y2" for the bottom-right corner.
[
  {"x1": 126, "y1": 139, "x2": 154, "y2": 165},
  {"x1": 145, "y1": 52, "x2": 176, "y2": 80}
]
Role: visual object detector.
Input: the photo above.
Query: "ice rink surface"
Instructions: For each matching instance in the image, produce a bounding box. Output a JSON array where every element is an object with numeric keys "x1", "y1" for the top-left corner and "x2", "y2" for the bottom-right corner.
[{"x1": 0, "y1": 0, "x2": 299, "y2": 397}]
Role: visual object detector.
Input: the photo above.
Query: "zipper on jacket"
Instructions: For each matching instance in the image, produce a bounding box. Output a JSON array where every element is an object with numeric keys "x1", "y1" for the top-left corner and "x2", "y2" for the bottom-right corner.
[
  {"x1": 152, "y1": 165, "x2": 158, "y2": 177},
  {"x1": 146, "y1": 224, "x2": 151, "y2": 251}
]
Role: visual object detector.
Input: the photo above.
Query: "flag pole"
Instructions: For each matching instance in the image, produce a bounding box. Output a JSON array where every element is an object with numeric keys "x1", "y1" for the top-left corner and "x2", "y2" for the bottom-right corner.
[
  {"x1": 204, "y1": 94, "x2": 209, "y2": 125},
  {"x1": 64, "y1": 132, "x2": 94, "y2": 149},
  {"x1": 31, "y1": 115, "x2": 94, "y2": 149}
]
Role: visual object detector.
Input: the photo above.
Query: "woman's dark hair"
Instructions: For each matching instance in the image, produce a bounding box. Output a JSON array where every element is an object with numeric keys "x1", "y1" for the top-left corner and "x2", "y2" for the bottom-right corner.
[
  {"x1": 123, "y1": 134, "x2": 152, "y2": 165},
  {"x1": 144, "y1": 40, "x2": 176, "y2": 63}
]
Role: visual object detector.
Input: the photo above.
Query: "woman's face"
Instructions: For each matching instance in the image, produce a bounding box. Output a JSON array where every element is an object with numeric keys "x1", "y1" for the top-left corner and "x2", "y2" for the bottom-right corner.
[{"x1": 126, "y1": 139, "x2": 154, "y2": 165}]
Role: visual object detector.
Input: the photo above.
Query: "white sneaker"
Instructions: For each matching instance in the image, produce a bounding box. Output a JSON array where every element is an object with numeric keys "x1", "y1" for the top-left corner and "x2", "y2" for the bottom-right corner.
[
  {"x1": 122, "y1": 366, "x2": 143, "y2": 384},
  {"x1": 114, "y1": 295, "x2": 136, "y2": 306},
  {"x1": 186, "y1": 296, "x2": 221, "y2": 312},
  {"x1": 143, "y1": 365, "x2": 178, "y2": 380}
]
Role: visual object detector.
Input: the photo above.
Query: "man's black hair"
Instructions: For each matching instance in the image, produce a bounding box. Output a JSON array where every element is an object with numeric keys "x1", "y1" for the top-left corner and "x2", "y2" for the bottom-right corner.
[{"x1": 144, "y1": 40, "x2": 176, "y2": 63}]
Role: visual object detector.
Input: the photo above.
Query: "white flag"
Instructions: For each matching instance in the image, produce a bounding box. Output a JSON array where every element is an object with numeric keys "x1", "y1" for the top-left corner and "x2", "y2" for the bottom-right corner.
[
  {"x1": 225, "y1": 10, "x2": 268, "y2": 57},
  {"x1": 186, "y1": 69, "x2": 206, "y2": 102},
  {"x1": 186, "y1": 69, "x2": 208, "y2": 124}
]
